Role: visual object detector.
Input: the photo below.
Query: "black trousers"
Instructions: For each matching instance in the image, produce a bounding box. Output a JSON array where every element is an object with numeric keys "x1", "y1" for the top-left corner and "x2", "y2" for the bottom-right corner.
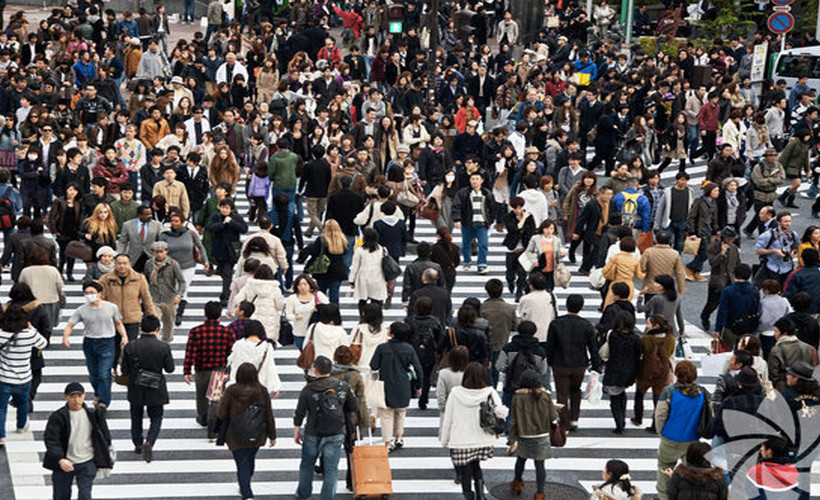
[
  {"x1": 505, "y1": 251, "x2": 527, "y2": 299},
  {"x1": 701, "y1": 282, "x2": 722, "y2": 323},
  {"x1": 633, "y1": 389, "x2": 660, "y2": 425},
  {"x1": 130, "y1": 404, "x2": 164, "y2": 446},
  {"x1": 216, "y1": 259, "x2": 235, "y2": 303},
  {"x1": 580, "y1": 236, "x2": 603, "y2": 273},
  {"x1": 590, "y1": 144, "x2": 616, "y2": 175},
  {"x1": 609, "y1": 390, "x2": 627, "y2": 431},
  {"x1": 744, "y1": 199, "x2": 769, "y2": 235}
]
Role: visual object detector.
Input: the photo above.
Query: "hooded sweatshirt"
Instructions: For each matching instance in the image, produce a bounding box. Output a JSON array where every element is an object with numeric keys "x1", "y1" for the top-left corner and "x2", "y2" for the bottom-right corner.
[{"x1": 440, "y1": 386, "x2": 505, "y2": 449}]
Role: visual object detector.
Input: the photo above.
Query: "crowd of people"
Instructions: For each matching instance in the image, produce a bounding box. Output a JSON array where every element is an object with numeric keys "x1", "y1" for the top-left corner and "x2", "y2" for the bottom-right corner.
[{"x1": 0, "y1": 0, "x2": 817, "y2": 499}]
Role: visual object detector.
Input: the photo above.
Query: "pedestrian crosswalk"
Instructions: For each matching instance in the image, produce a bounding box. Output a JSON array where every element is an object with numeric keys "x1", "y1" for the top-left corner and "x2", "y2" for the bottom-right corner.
[{"x1": 3, "y1": 159, "x2": 818, "y2": 500}]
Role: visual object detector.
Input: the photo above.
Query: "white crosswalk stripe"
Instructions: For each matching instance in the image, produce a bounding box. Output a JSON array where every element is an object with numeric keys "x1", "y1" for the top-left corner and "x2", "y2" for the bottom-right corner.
[{"x1": 4, "y1": 159, "x2": 819, "y2": 500}]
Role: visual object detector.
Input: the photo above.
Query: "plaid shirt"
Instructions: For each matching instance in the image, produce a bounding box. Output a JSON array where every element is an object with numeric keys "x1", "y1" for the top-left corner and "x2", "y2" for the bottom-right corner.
[{"x1": 183, "y1": 319, "x2": 234, "y2": 375}]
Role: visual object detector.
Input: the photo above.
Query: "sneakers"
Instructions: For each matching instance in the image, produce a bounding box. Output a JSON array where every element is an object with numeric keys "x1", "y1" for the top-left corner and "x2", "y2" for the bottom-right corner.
[
  {"x1": 15, "y1": 423, "x2": 29, "y2": 433},
  {"x1": 0, "y1": 438, "x2": 5, "y2": 446},
  {"x1": 394, "y1": 438, "x2": 404, "y2": 449},
  {"x1": 386, "y1": 441, "x2": 396, "y2": 453},
  {"x1": 477, "y1": 266, "x2": 488, "y2": 275},
  {"x1": 460, "y1": 264, "x2": 471, "y2": 271}
]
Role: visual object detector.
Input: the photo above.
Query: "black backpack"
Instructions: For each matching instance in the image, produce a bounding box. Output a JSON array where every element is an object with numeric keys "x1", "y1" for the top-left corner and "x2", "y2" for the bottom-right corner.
[
  {"x1": 0, "y1": 186, "x2": 16, "y2": 230},
  {"x1": 230, "y1": 391, "x2": 268, "y2": 446},
  {"x1": 314, "y1": 386, "x2": 346, "y2": 437},
  {"x1": 414, "y1": 326, "x2": 438, "y2": 367},
  {"x1": 505, "y1": 346, "x2": 537, "y2": 392}
]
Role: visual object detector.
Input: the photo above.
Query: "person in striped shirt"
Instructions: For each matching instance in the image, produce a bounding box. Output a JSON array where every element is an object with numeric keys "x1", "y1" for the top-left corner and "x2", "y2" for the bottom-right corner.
[{"x1": 0, "y1": 303, "x2": 48, "y2": 445}]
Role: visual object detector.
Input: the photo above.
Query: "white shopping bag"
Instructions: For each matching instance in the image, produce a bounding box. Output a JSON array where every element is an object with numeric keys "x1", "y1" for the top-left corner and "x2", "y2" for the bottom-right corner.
[{"x1": 581, "y1": 371, "x2": 602, "y2": 405}]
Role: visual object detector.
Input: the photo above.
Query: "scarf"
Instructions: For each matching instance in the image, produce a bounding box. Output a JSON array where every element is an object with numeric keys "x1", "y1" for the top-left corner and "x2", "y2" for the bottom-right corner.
[
  {"x1": 149, "y1": 257, "x2": 171, "y2": 285},
  {"x1": 726, "y1": 191, "x2": 739, "y2": 208},
  {"x1": 97, "y1": 260, "x2": 115, "y2": 275},
  {"x1": 675, "y1": 382, "x2": 702, "y2": 398},
  {"x1": 596, "y1": 200, "x2": 609, "y2": 236}
]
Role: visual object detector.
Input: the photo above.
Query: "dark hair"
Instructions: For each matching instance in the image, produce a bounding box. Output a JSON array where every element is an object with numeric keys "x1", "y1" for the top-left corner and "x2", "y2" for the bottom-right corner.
[
  {"x1": 448, "y1": 346, "x2": 469, "y2": 372},
  {"x1": 389, "y1": 321, "x2": 412, "y2": 342},
  {"x1": 293, "y1": 274, "x2": 319, "y2": 293},
  {"x1": 334, "y1": 345, "x2": 355, "y2": 365},
  {"x1": 318, "y1": 303, "x2": 342, "y2": 325},
  {"x1": 416, "y1": 241, "x2": 432, "y2": 258},
  {"x1": 734, "y1": 263, "x2": 752, "y2": 280},
  {"x1": 243, "y1": 320, "x2": 266, "y2": 339},
  {"x1": 789, "y1": 291, "x2": 812, "y2": 313},
  {"x1": 598, "y1": 459, "x2": 636, "y2": 497},
  {"x1": 27, "y1": 246, "x2": 50, "y2": 266},
  {"x1": 528, "y1": 272, "x2": 547, "y2": 291},
  {"x1": 235, "y1": 362, "x2": 263, "y2": 388},
  {"x1": 456, "y1": 304, "x2": 478, "y2": 327},
  {"x1": 656, "y1": 231, "x2": 671, "y2": 245},
  {"x1": 361, "y1": 227, "x2": 379, "y2": 252},
  {"x1": 763, "y1": 436, "x2": 791, "y2": 458},
  {"x1": 381, "y1": 200, "x2": 397, "y2": 216},
  {"x1": 204, "y1": 301, "x2": 222, "y2": 320},
  {"x1": 485, "y1": 279, "x2": 503, "y2": 299},
  {"x1": 80, "y1": 281, "x2": 103, "y2": 294},
  {"x1": 738, "y1": 334, "x2": 762, "y2": 356},
  {"x1": 611, "y1": 282, "x2": 630, "y2": 299},
  {"x1": 361, "y1": 302, "x2": 383, "y2": 332},
  {"x1": 461, "y1": 362, "x2": 489, "y2": 389},
  {"x1": 675, "y1": 359, "x2": 697, "y2": 384},
  {"x1": 803, "y1": 248, "x2": 819, "y2": 267},
  {"x1": 566, "y1": 294, "x2": 584, "y2": 313},
  {"x1": 313, "y1": 355, "x2": 333, "y2": 375},
  {"x1": 243, "y1": 258, "x2": 261, "y2": 274},
  {"x1": 761, "y1": 279, "x2": 781, "y2": 295},
  {"x1": 685, "y1": 441, "x2": 713, "y2": 469},
  {"x1": 619, "y1": 236, "x2": 636, "y2": 253},
  {"x1": 648, "y1": 314, "x2": 671, "y2": 335},
  {"x1": 237, "y1": 300, "x2": 255, "y2": 318},
  {"x1": 141, "y1": 314, "x2": 160, "y2": 333},
  {"x1": 734, "y1": 349, "x2": 753, "y2": 368},
  {"x1": 613, "y1": 312, "x2": 636, "y2": 333},
  {"x1": 655, "y1": 274, "x2": 678, "y2": 302},
  {"x1": 29, "y1": 218, "x2": 44, "y2": 236},
  {"x1": 414, "y1": 296, "x2": 433, "y2": 315},
  {"x1": 253, "y1": 264, "x2": 276, "y2": 281},
  {"x1": 775, "y1": 317, "x2": 795, "y2": 336}
]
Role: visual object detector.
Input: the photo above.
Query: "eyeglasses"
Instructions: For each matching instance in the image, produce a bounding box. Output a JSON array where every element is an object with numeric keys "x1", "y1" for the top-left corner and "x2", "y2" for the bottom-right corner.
[{"x1": 41, "y1": 128, "x2": 52, "y2": 132}]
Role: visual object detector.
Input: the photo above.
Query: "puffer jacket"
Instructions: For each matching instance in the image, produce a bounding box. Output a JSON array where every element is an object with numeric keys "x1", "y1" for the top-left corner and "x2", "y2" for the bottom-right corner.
[
  {"x1": 495, "y1": 335, "x2": 549, "y2": 393},
  {"x1": 234, "y1": 278, "x2": 285, "y2": 342},
  {"x1": 667, "y1": 463, "x2": 728, "y2": 500}
]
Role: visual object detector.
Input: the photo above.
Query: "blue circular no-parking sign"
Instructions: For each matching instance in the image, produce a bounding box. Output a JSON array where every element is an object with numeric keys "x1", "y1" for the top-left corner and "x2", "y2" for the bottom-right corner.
[{"x1": 767, "y1": 11, "x2": 795, "y2": 34}]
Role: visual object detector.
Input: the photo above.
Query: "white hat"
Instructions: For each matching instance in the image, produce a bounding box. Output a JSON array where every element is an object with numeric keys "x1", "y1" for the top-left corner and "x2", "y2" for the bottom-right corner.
[{"x1": 170, "y1": 76, "x2": 184, "y2": 85}]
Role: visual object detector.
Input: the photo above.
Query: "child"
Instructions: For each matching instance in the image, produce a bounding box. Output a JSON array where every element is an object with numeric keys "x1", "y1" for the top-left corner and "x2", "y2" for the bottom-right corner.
[{"x1": 591, "y1": 459, "x2": 643, "y2": 500}]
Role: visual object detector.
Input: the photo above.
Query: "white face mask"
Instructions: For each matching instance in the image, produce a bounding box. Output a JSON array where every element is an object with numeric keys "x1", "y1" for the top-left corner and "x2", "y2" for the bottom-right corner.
[
  {"x1": 28, "y1": 155, "x2": 38, "y2": 161},
  {"x1": 84, "y1": 294, "x2": 98, "y2": 304},
  {"x1": 445, "y1": 174, "x2": 455, "y2": 183}
]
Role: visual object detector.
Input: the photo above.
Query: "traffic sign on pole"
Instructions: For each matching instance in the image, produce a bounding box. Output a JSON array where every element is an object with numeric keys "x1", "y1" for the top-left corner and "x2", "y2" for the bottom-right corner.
[
  {"x1": 767, "y1": 11, "x2": 795, "y2": 34},
  {"x1": 771, "y1": 0, "x2": 794, "y2": 6}
]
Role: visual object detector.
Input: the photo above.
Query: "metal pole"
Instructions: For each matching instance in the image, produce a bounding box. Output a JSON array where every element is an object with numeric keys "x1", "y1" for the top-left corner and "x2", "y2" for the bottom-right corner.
[
  {"x1": 781, "y1": 33, "x2": 786, "y2": 53},
  {"x1": 427, "y1": 0, "x2": 439, "y2": 112},
  {"x1": 815, "y1": 0, "x2": 820, "y2": 42},
  {"x1": 625, "y1": 0, "x2": 634, "y2": 45},
  {"x1": 587, "y1": 0, "x2": 593, "y2": 24}
]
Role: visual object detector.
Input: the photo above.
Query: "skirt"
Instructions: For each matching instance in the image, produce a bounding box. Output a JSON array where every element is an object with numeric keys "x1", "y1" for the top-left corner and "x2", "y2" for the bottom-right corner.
[
  {"x1": 517, "y1": 435, "x2": 551, "y2": 461},
  {"x1": 450, "y1": 446, "x2": 494, "y2": 466}
]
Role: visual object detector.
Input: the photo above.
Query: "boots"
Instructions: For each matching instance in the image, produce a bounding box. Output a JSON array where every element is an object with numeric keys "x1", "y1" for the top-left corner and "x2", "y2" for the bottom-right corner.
[
  {"x1": 474, "y1": 479, "x2": 487, "y2": 500},
  {"x1": 462, "y1": 493, "x2": 474, "y2": 500},
  {"x1": 533, "y1": 493, "x2": 546, "y2": 500},
  {"x1": 175, "y1": 300, "x2": 187, "y2": 326},
  {"x1": 510, "y1": 480, "x2": 524, "y2": 495},
  {"x1": 786, "y1": 191, "x2": 799, "y2": 208},
  {"x1": 778, "y1": 190, "x2": 791, "y2": 207}
]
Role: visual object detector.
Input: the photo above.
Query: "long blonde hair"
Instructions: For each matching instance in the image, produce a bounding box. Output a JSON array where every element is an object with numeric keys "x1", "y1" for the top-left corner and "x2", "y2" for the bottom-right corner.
[
  {"x1": 322, "y1": 219, "x2": 348, "y2": 255},
  {"x1": 84, "y1": 203, "x2": 117, "y2": 242}
]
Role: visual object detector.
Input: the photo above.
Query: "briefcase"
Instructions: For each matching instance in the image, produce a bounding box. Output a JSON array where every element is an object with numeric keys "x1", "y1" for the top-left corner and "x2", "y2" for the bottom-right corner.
[{"x1": 352, "y1": 428, "x2": 393, "y2": 499}]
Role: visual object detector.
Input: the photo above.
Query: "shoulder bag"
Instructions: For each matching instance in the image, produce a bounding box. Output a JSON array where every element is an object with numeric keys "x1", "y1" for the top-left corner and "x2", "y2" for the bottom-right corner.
[
  {"x1": 550, "y1": 407, "x2": 568, "y2": 447},
  {"x1": 421, "y1": 198, "x2": 440, "y2": 221},
  {"x1": 66, "y1": 240, "x2": 93, "y2": 262},
  {"x1": 436, "y1": 327, "x2": 458, "y2": 369},
  {"x1": 279, "y1": 313, "x2": 294, "y2": 346},
  {"x1": 305, "y1": 237, "x2": 330, "y2": 275},
  {"x1": 296, "y1": 323, "x2": 318, "y2": 370},
  {"x1": 381, "y1": 248, "x2": 402, "y2": 282},
  {"x1": 350, "y1": 327, "x2": 363, "y2": 365},
  {"x1": 554, "y1": 261, "x2": 571, "y2": 288}
]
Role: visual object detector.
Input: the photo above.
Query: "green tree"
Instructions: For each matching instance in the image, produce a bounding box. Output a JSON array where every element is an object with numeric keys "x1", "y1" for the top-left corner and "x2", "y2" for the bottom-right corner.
[{"x1": 698, "y1": 0, "x2": 761, "y2": 38}]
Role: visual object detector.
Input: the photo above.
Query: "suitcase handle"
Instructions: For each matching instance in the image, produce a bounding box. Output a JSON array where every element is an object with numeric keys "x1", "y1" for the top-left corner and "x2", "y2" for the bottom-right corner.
[{"x1": 356, "y1": 419, "x2": 375, "y2": 445}]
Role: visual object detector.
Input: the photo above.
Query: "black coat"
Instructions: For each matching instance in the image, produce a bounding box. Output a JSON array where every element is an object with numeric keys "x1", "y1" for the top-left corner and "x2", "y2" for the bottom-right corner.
[
  {"x1": 502, "y1": 212, "x2": 536, "y2": 250},
  {"x1": 121, "y1": 334, "x2": 176, "y2": 407},
  {"x1": 405, "y1": 314, "x2": 445, "y2": 367},
  {"x1": 54, "y1": 166, "x2": 91, "y2": 199},
  {"x1": 373, "y1": 218, "x2": 409, "y2": 260},
  {"x1": 177, "y1": 166, "x2": 210, "y2": 214},
  {"x1": 43, "y1": 405, "x2": 113, "y2": 471},
  {"x1": 325, "y1": 188, "x2": 365, "y2": 237},
  {"x1": 451, "y1": 187, "x2": 492, "y2": 227},
  {"x1": 666, "y1": 463, "x2": 729, "y2": 500},
  {"x1": 593, "y1": 113, "x2": 619, "y2": 147},
  {"x1": 205, "y1": 213, "x2": 249, "y2": 262},
  {"x1": 298, "y1": 236, "x2": 348, "y2": 282},
  {"x1": 602, "y1": 329, "x2": 641, "y2": 388},
  {"x1": 439, "y1": 320, "x2": 492, "y2": 365},
  {"x1": 370, "y1": 339, "x2": 423, "y2": 409},
  {"x1": 574, "y1": 199, "x2": 610, "y2": 244},
  {"x1": 0, "y1": 231, "x2": 30, "y2": 281},
  {"x1": 408, "y1": 284, "x2": 452, "y2": 328},
  {"x1": 401, "y1": 258, "x2": 444, "y2": 302},
  {"x1": 716, "y1": 189, "x2": 747, "y2": 228},
  {"x1": 546, "y1": 314, "x2": 602, "y2": 371}
]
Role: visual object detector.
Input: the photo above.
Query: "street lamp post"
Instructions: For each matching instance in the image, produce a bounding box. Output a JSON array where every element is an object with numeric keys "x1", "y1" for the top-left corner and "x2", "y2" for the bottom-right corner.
[{"x1": 427, "y1": 0, "x2": 440, "y2": 111}]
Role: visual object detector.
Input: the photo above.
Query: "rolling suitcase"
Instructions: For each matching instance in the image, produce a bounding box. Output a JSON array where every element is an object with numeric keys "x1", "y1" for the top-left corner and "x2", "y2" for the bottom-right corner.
[{"x1": 351, "y1": 428, "x2": 392, "y2": 499}]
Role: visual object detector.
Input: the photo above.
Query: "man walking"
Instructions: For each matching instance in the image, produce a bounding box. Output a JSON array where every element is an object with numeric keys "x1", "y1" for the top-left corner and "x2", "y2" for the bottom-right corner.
[
  {"x1": 452, "y1": 171, "x2": 493, "y2": 274},
  {"x1": 183, "y1": 301, "x2": 234, "y2": 435},
  {"x1": 117, "y1": 206, "x2": 162, "y2": 272},
  {"x1": 63, "y1": 281, "x2": 127, "y2": 408},
  {"x1": 121, "y1": 315, "x2": 175, "y2": 463},
  {"x1": 43, "y1": 382, "x2": 113, "y2": 500},
  {"x1": 573, "y1": 186, "x2": 614, "y2": 275},
  {"x1": 754, "y1": 210, "x2": 799, "y2": 287},
  {"x1": 294, "y1": 356, "x2": 358, "y2": 500},
  {"x1": 100, "y1": 254, "x2": 155, "y2": 365},
  {"x1": 143, "y1": 241, "x2": 186, "y2": 342}
]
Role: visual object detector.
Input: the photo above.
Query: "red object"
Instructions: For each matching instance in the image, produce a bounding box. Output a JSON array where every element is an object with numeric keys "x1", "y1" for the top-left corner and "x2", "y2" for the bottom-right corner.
[{"x1": 332, "y1": 6, "x2": 364, "y2": 39}]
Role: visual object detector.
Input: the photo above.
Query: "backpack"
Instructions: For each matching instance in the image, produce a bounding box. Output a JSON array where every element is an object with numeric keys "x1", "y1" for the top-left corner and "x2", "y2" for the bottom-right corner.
[
  {"x1": 620, "y1": 191, "x2": 641, "y2": 227},
  {"x1": 314, "y1": 386, "x2": 346, "y2": 437},
  {"x1": 0, "y1": 186, "x2": 16, "y2": 230},
  {"x1": 230, "y1": 391, "x2": 268, "y2": 446},
  {"x1": 505, "y1": 345, "x2": 537, "y2": 392},
  {"x1": 270, "y1": 97, "x2": 288, "y2": 119},
  {"x1": 414, "y1": 325, "x2": 438, "y2": 367},
  {"x1": 643, "y1": 336, "x2": 671, "y2": 384}
]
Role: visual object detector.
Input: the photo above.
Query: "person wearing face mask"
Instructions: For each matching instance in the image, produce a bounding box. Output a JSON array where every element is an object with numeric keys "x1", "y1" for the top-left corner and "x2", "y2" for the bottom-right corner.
[
  {"x1": 18, "y1": 148, "x2": 50, "y2": 219},
  {"x1": 62, "y1": 281, "x2": 128, "y2": 408}
]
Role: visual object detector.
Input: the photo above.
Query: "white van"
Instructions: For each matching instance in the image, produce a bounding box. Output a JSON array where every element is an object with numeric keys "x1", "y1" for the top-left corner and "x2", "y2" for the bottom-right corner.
[{"x1": 773, "y1": 46, "x2": 820, "y2": 94}]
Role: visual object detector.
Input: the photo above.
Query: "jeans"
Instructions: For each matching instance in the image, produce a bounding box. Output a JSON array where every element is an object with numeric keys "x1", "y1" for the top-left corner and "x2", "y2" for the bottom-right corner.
[
  {"x1": 183, "y1": 0, "x2": 196, "y2": 21},
  {"x1": 316, "y1": 278, "x2": 340, "y2": 304},
  {"x1": 687, "y1": 124, "x2": 700, "y2": 158},
  {"x1": 344, "y1": 234, "x2": 356, "y2": 268},
  {"x1": 460, "y1": 224, "x2": 488, "y2": 267},
  {"x1": 271, "y1": 187, "x2": 297, "y2": 214},
  {"x1": 52, "y1": 459, "x2": 96, "y2": 500},
  {"x1": 130, "y1": 404, "x2": 164, "y2": 447},
  {"x1": 297, "y1": 433, "x2": 345, "y2": 500},
  {"x1": 0, "y1": 380, "x2": 31, "y2": 437},
  {"x1": 489, "y1": 350, "x2": 501, "y2": 389},
  {"x1": 686, "y1": 235, "x2": 709, "y2": 273},
  {"x1": 232, "y1": 446, "x2": 259, "y2": 499},
  {"x1": 83, "y1": 337, "x2": 115, "y2": 407},
  {"x1": 665, "y1": 220, "x2": 688, "y2": 253}
]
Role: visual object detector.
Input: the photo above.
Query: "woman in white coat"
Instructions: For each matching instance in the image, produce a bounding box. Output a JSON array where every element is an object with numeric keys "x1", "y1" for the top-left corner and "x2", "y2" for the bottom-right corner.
[
  {"x1": 349, "y1": 228, "x2": 388, "y2": 316},
  {"x1": 441, "y1": 362, "x2": 507, "y2": 499},
  {"x1": 304, "y1": 303, "x2": 349, "y2": 362},
  {"x1": 520, "y1": 219, "x2": 564, "y2": 291},
  {"x1": 234, "y1": 264, "x2": 285, "y2": 343},
  {"x1": 227, "y1": 320, "x2": 281, "y2": 396},
  {"x1": 284, "y1": 274, "x2": 329, "y2": 350},
  {"x1": 350, "y1": 303, "x2": 389, "y2": 374}
]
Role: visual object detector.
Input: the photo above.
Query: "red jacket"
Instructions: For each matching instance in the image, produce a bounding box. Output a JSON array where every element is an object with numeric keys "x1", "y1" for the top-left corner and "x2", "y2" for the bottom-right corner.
[
  {"x1": 698, "y1": 101, "x2": 720, "y2": 132},
  {"x1": 333, "y1": 6, "x2": 364, "y2": 39},
  {"x1": 317, "y1": 46, "x2": 342, "y2": 68}
]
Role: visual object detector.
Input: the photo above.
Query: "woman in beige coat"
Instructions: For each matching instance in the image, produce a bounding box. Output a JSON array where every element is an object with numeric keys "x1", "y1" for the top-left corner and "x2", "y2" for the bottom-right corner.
[{"x1": 602, "y1": 236, "x2": 645, "y2": 309}]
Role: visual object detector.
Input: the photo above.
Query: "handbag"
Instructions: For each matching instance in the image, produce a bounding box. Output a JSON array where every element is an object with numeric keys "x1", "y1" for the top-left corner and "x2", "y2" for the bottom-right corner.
[
  {"x1": 637, "y1": 231, "x2": 654, "y2": 253},
  {"x1": 66, "y1": 240, "x2": 93, "y2": 261},
  {"x1": 421, "y1": 198, "x2": 440, "y2": 221},
  {"x1": 549, "y1": 408, "x2": 568, "y2": 447},
  {"x1": 396, "y1": 181, "x2": 420, "y2": 207},
  {"x1": 350, "y1": 327, "x2": 363, "y2": 365},
  {"x1": 588, "y1": 267, "x2": 606, "y2": 290},
  {"x1": 296, "y1": 324, "x2": 317, "y2": 370},
  {"x1": 697, "y1": 392, "x2": 714, "y2": 439},
  {"x1": 598, "y1": 331, "x2": 611, "y2": 362},
  {"x1": 479, "y1": 394, "x2": 506, "y2": 436},
  {"x1": 305, "y1": 238, "x2": 330, "y2": 275},
  {"x1": 381, "y1": 248, "x2": 402, "y2": 281},
  {"x1": 711, "y1": 338, "x2": 731, "y2": 354},
  {"x1": 205, "y1": 368, "x2": 230, "y2": 402},
  {"x1": 682, "y1": 237, "x2": 701, "y2": 255},
  {"x1": 554, "y1": 262, "x2": 571, "y2": 288},
  {"x1": 279, "y1": 313, "x2": 294, "y2": 346},
  {"x1": 365, "y1": 370, "x2": 386, "y2": 409}
]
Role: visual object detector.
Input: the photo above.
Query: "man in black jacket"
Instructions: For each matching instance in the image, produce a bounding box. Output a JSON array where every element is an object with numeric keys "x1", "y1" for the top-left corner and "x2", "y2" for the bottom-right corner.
[
  {"x1": 546, "y1": 294, "x2": 602, "y2": 430},
  {"x1": 43, "y1": 382, "x2": 113, "y2": 500},
  {"x1": 402, "y1": 242, "x2": 444, "y2": 303},
  {"x1": 408, "y1": 268, "x2": 451, "y2": 328},
  {"x1": 325, "y1": 175, "x2": 364, "y2": 267},
  {"x1": 121, "y1": 315, "x2": 175, "y2": 463},
  {"x1": 573, "y1": 186, "x2": 613, "y2": 274},
  {"x1": 452, "y1": 171, "x2": 493, "y2": 274},
  {"x1": 502, "y1": 197, "x2": 536, "y2": 301}
]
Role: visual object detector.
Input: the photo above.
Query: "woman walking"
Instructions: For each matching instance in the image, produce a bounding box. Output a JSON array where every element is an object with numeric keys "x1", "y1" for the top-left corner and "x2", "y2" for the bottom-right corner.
[
  {"x1": 304, "y1": 303, "x2": 349, "y2": 362},
  {"x1": 521, "y1": 219, "x2": 564, "y2": 291},
  {"x1": 665, "y1": 442, "x2": 727, "y2": 499},
  {"x1": 561, "y1": 172, "x2": 597, "y2": 260},
  {"x1": 369, "y1": 322, "x2": 422, "y2": 452},
  {"x1": 234, "y1": 265, "x2": 286, "y2": 343},
  {"x1": 284, "y1": 274, "x2": 329, "y2": 350},
  {"x1": 639, "y1": 274, "x2": 685, "y2": 337},
  {"x1": 602, "y1": 236, "x2": 645, "y2": 309},
  {"x1": 299, "y1": 219, "x2": 348, "y2": 304},
  {"x1": 217, "y1": 363, "x2": 276, "y2": 500},
  {"x1": 431, "y1": 226, "x2": 460, "y2": 293},
  {"x1": 18, "y1": 247, "x2": 64, "y2": 329},
  {"x1": 331, "y1": 345, "x2": 368, "y2": 491},
  {"x1": 507, "y1": 369, "x2": 559, "y2": 500},
  {"x1": 46, "y1": 181, "x2": 83, "y2": 282},
  {"x1": 350, "y1": 302, "x2": 388, "y2": 375},
  {"x1": 227, "y1": 320, "x2": 281, "y2": 398},
  {"x1": 441, "y1": 362, "x2": 506, "y2": 500},
  {"x1": 80, "y1": 203, "x2": 118, "y2": 260},
  {"x1": 349, "y1": 228, "x2": 388, "y2": 315},
  {"x1": 632, "y1": 315, "x2": 676, "y2": 432},
  {"x1": 603, "y1": 314, "x2": 642, "y2": 434}
]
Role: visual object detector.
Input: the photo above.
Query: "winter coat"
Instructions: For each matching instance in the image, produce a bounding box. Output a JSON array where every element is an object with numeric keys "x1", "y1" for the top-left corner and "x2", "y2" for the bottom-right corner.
[
  {"x1": 768, "y1": 335, "x2": 817, "y2": 391},
  {"x1": 234, "y1": 278, "x2": 285, "y2": 342},
  {"x1": 441, "y1": 386, "x2": 503, "y2": 448},
  {"x1": 405, "y1": 315, "x2": 445, "y2": 367},
  {"x1": 562, "y1": 183, "x2": 596, "y2": 232},
  {"x1": 687, "y1": 196, "x2": 718, "y2": 238},
  {"x1": 305, "y1": 322, "x2": 349, "y2": 362},
  {"x1": 205, "y1": 212, "x2": 248, "y2": 262},
  {"x1": 667, "y1": 463, "x2": 728, "y2": 500},
  {"x1": 331, "y1": 365, "x2": 368, "y2": 431},
  {"x1": 298, "y1": 236, "x2": 348, "y2": 282},
  {"x1": 546, "y1": 314, "x2": 600, "y2": 369},
  {"x1": 121, "y1": 334, "x2": 175, "y2": 407},
  {"x1": 217, "y1": 383, "x2": 276, "y2": 451},
  {"x1": 349, "y1": 246, "x2": 388, "y2": 301},
  {"x1": 750, "y1": 159, "x2": 785, "y2": 203},
  {"x1": 99, "y1": 269, "x2": 155, "y2": 325},
  {"x1": 227, "y1": 338, "x2": 281, "y2": 393},
  {"x1": 602, "y1": 329, "x2": 641, "y2": 388},
  {"x1": 143, "y1": 257, "x2": 186, "y2": 304},
  {"x1": 43, "y1": 404, "x2": 113, "y2": 471},
  {"x1": 91, "y1": 160, "x2": 129, "y2": 194},
  {"x1": 602, "y1": 252, "x2": 645, "y2": 308},
  {"x1": 508, "y1": 387, "x2": 558, "y2": 446},
  {"x1": 369, "y1": 339, "x2": 423, "y2": 409},
  {"x1": 350, "y1": 323, "x2": 388, "y2": 373},
  {"x1": 778, "y1": 137, "x2": 810, "y2": 177},
  {"x1": 495, "y1": 335, "x2": 549, "y2": 394},
  {"x1": 711, "y1": 386, "x2": 764, "y2": 439}
]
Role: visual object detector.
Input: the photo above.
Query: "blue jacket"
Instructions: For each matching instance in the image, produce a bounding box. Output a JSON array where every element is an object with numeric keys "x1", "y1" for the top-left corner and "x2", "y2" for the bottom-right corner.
[
  {"x1": 784, "y1": 265, "x2": 820, "y2": 314},
  {"x1": 73, "y1": 61, "x2": 96, "y2": 88},
  {"x1": 612, "y1": 187, "x2": 652, "y2": 232},
  {"x1": 658, "y1": 384, "x2": 706, "y2": 443},
  {"x1": 118, "y1": 19, "x2": 139, "y2": 39},
  {"x1": 716, "y1": 281, "x2": 759, "y2": 333},
  {"x1": 573, "y1": 59, "x2": 598, "y2": 81}
]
